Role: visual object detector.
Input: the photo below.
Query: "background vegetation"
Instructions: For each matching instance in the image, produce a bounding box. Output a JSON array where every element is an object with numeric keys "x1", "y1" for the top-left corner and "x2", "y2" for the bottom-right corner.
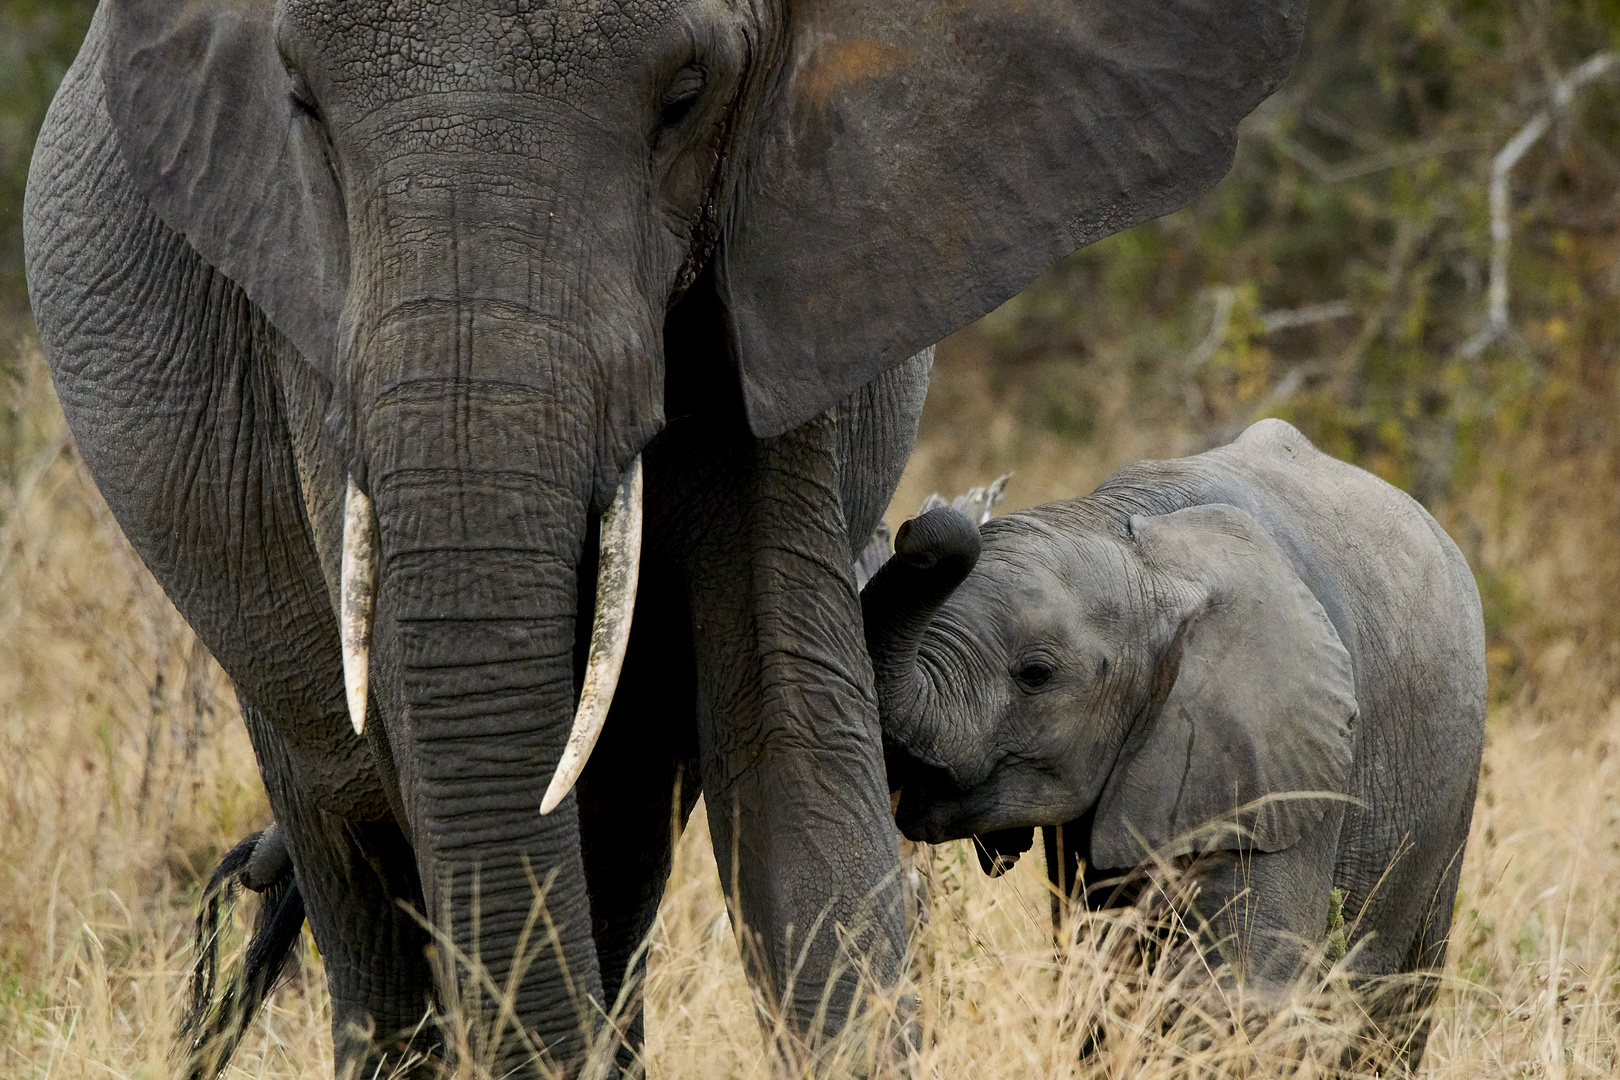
[{"x1": 4, "y1": 0, "x2": 1620, "y2": 1075}]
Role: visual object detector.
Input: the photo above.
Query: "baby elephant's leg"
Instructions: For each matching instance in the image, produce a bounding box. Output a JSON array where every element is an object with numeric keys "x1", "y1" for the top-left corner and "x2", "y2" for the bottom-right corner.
[{"x1": 1185, "y1": 801, "x2": 1347, "y2": 986}]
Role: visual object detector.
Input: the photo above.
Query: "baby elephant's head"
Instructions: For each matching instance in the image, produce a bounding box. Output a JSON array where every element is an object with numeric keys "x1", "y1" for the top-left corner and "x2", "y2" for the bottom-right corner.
[{"x1": 862, "y1": 502, "x2": 1358, "y2": 873}]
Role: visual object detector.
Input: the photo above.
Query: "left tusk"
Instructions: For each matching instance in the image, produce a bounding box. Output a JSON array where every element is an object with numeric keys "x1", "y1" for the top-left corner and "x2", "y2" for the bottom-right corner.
[
  {"x1": 540, "y1": 455, "x2": 643, "y2": 815},
  {"x1": 341, "y1": 476, "x2": 377, "y2": 736}
]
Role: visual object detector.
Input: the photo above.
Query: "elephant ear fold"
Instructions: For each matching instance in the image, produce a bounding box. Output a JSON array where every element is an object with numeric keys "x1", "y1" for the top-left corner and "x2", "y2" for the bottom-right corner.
[
  {"x1": 103, "y1": 0, "x2": 347, "y2": 375},
  {"x1": 1089, "y1": 504, "x2": 1356, "y2": 871},
  {"x1": 717, "y1": 0, "x2": 1306, "y2": 437}
]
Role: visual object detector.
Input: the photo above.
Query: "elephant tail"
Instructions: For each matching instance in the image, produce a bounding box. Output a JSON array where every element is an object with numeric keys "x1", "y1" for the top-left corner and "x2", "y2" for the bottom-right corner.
[{"x1": 178, "y1": 823, "x2": 305, "y2": 1080}]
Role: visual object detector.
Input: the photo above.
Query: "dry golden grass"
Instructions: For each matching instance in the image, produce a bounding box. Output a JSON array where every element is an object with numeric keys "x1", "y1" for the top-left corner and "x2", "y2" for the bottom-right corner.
[{"x1": 5, "y1": 330, "x2": 1620, "y2": 1078}]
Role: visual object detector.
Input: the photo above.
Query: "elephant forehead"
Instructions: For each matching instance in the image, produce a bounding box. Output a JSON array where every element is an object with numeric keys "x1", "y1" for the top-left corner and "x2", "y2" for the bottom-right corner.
[
  {"x1": 964, "y1": 549, "x2": 1063, "y2": 612},
  {"x1": 946, "y1": 560, "x2": 1077, "y2": 657},
  {"x1": 979, "y1": 525, "x2": 1138, "y2": 613},
  {"x1": 281, "y1": 0, "x2": 708, "y2": 104}
]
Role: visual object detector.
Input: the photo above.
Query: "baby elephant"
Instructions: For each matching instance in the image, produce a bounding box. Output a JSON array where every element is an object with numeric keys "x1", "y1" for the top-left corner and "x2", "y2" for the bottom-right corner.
[{"x1": 864, "y1": 419, "x2": 1484, "y2": 1056}]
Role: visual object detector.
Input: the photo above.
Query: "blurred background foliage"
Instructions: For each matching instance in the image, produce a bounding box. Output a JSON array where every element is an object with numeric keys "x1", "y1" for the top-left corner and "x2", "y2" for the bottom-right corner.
[
  {"x1": 3, "y1": 0, "x2": 1620, "y2": 714},
  {"x1": 0, "y1": 0, "x2": 94, "y2": 301}
]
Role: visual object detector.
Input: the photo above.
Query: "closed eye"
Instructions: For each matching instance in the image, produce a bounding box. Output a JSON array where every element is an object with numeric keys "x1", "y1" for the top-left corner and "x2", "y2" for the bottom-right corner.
[
  {"x1": 291, "y1": 93, "x2": 322, "y2": 123},
  {"x1": 659, "y1": 66, "x2": 706, "y2": 129},
  {"x1": 285, "y1": 65, "x2": 322, "y2": 123}
]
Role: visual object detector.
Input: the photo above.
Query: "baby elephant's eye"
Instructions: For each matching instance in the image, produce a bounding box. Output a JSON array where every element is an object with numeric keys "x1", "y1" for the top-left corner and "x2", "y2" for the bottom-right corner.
[{"x1": 1014, "y1": 661, "x2": 1054, "y2": 691}]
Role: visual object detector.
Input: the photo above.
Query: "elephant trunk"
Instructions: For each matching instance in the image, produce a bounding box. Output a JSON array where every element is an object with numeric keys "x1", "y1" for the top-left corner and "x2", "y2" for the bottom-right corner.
[
  {"x1": 349, "y1": 246, "x2": 661, "y2": 1065},
  {"x1": 860, "y1": 506, "x2": 982, "y2": 755}
]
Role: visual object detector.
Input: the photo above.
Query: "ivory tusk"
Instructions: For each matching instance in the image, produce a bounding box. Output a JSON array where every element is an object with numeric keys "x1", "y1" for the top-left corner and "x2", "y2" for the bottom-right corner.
[
  {"x1": 540, "y1": 455, "x2": 643, "y2": 815},
  {"x1": 341, "y1": 477, "x2": 377, "y2": 736}
]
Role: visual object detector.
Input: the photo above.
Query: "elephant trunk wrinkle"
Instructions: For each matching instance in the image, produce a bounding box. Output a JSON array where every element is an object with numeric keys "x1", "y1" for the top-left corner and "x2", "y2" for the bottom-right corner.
[
  {"x1": 908, "y1": 643, "x2": 977, "y2": 764},
  {"x1": 350, "y1": 312, "x2": 640, "y2": 1066}
]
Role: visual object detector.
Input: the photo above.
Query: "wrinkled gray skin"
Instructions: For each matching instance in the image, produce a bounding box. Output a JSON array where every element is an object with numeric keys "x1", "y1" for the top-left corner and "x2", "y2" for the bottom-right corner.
[
  {"x1": 867, "y1": 420, "x2": 1485, "y2": 1062},
  {"x1": 24, "y1": 0, "x2": 1305, "y2": 1073}
]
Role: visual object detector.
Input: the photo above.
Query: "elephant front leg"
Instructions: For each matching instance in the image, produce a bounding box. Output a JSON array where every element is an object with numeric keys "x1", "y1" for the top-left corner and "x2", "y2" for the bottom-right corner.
[
  {"x1": 671, "y1": 414, "x2": 906, "y2": 1046},
  {"x1": 576, "y1": 553, "x2": 703, "y2": 1067},
  {"x1": 1183, "y1": 801, "x2": 1347, "y2": 987}
]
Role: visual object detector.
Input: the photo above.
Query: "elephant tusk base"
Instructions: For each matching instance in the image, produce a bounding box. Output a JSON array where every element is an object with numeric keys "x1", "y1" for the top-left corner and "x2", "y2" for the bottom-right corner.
[{"x1": 541, "y1": 455, "x2": 642, "y2": 815}]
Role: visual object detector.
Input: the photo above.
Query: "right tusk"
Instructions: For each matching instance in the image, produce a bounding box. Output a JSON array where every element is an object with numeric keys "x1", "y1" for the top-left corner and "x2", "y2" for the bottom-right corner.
[
  {"x1": 341, "y1": 477, "x2": 377, "y2": 736},
  {"x1": 540, "y1": 456, "x2": 643, "y2": 815}
]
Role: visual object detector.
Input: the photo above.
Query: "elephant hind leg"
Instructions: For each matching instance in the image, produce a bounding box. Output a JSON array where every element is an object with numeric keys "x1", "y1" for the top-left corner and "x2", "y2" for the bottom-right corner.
[
  {"x1": 179, "y1": 827, "x2": 305, "y2": 1080},
  {"x1": 1359, "y1": 839, "x2": 1468, "y2": 1071},
  {"x1": 237, "y1": 705, "x2": 442, "y2": 1078},
  {"x1": 578, "y1": 751, "x2": 701, "y2": 1070}
]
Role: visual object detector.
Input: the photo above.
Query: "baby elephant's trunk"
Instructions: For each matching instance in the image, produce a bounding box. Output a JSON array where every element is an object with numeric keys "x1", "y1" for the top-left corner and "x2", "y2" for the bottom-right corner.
[{"x1": 860, "y1": 506, "x2": 982, "y2": 750}]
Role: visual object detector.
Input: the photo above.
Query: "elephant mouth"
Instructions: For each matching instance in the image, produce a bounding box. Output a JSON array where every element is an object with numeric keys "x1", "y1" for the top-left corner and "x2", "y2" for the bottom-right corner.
[
  {"x1": 885, "y1": 740, "x2": 1036, "y2": 875},
  {"x1": 971, "y1": 826, "x2": 1035, "y2": 877},
  {"x1": 884, "y1": 739, "x2": 981, "y2": 844}
]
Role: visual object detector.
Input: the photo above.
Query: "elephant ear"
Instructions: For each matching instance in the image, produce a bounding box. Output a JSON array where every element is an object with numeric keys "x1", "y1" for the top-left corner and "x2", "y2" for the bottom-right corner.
[
  {"x1": 1089, "y1": 504, "x2": 1356, "y2": 871},
  {"x1": 719, "y1": 0, "x2": 1306, "y2": 437},
  {"x1": 102, "y1": 0, "x2": 347, "y2": 375}
]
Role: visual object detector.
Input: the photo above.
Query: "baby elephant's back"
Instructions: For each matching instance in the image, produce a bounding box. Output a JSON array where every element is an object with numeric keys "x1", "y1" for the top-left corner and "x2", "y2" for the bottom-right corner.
[
  {"x1": 1194, "y1": 419, "x2": 1485, "y2": 743},
  {"x1": 1232, "y1": 422, "x2": 1485, "y2": 966},
  {"x1": 1102, "y1": 421, "x2": 1484, "y2": 722}
]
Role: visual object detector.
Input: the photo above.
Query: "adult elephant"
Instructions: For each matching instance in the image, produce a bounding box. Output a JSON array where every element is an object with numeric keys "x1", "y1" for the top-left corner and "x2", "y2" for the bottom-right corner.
[{"x1": 24, "y1": 0, "x2": 1305, "y2": 1074}]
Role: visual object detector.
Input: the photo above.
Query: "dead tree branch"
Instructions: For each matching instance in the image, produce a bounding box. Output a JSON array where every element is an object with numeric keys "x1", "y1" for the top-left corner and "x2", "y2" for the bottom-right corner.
[{"x1": 1461, "y1": 51, "x2": 1619, "y2": 357}]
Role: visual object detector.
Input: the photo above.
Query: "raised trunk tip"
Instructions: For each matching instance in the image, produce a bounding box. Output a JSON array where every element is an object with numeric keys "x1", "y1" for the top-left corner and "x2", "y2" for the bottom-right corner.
[{"x1": 861, "y1": 506, "x2": 982, "y2": 740}]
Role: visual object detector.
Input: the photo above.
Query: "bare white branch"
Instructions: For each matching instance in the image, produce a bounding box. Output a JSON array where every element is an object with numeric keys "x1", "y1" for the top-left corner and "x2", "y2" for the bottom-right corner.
[
  {"x1": 1261, "y1": 300, "x2": 1356, "y2": 334},
  {"x1": 1461, "y1": 52, "x2": 1618, "y2": 357},
  {"x1": 1186, "y1": 286, "x2": 1238, "y2": 371}
]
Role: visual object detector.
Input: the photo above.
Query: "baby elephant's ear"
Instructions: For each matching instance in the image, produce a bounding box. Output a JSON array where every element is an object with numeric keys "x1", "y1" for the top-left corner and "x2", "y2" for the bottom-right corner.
[
  {"x1": 102, "y1": 0, "x2": 348, "y2": 376},
  {"x1": 719, "y1": 0, "x2": 1306, "y2": 437},
  {"x1": 1090, "y1": 505, "x2": 1356, "y2": 871}
]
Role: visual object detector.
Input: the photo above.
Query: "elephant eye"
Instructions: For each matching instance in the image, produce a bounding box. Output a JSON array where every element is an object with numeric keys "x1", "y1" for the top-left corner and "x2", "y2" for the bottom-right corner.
[
  {"x1": 1014, "y1": 661, "x2": 1055, "y2": 692},
  {"x1": 289, "y1": 78, "x2": 317, "y2": 118},
  {"x1": 659, "y1": 66, "x2": 707, "y2": 129},
  {"x1": 278, "y1": 45, "x2": 322, "y2": 123}
]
